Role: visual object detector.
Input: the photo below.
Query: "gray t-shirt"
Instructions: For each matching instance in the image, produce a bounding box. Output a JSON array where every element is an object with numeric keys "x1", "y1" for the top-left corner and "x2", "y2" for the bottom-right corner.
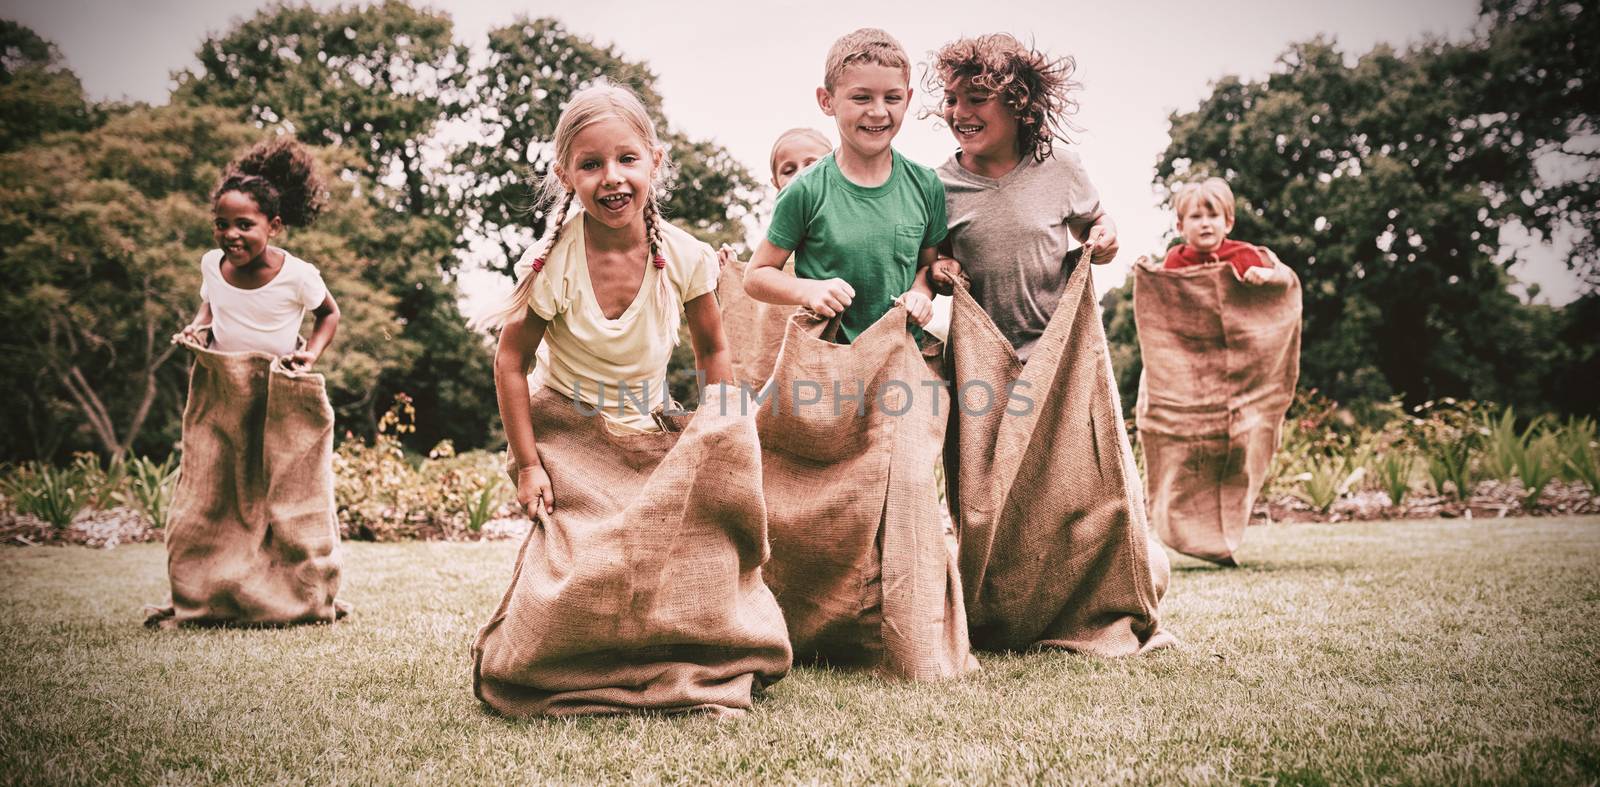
[{"x1": 939, "y1": 148, "x2": 1101, "y2": 362}]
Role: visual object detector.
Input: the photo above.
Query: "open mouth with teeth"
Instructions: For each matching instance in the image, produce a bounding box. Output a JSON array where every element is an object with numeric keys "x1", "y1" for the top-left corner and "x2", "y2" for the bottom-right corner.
[
  {"x1": 954, "y1": 124, "x2": 985, "y2": 138},
  {"x1": 859, "y1": 124, "x2": 891, "y2": 135},
  {"x1": 597, "y1": 193, "x2": 633, "y2": 211}
]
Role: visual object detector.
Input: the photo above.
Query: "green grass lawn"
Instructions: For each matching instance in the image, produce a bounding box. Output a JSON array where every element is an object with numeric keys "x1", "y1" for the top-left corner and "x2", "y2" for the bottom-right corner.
[{"x1": 2, "y1": 517, "x2": 1598, "y2": 785}]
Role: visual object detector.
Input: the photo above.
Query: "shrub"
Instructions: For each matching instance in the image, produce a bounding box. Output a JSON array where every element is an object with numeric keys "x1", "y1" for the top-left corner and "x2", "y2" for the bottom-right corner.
[
  {"x1": 1374, "y1": 449, "x2": 1416, "y2": 507},
  {"x1": 117, "y1": 455, "x2": 179, "y2": 528},
  {"x1": 1558, "y1": 417, "x2": 1599, "y2": 492},
  {"x1": 2, "y1": 462, "x2": 85, "y2": 528},
  {"x1": 1516, "y1": 433, "x2": 1561, "y2": 509}
]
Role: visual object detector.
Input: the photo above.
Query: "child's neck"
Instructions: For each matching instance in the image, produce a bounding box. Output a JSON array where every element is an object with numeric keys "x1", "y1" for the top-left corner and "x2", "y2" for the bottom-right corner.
[
  {"x1": 584, "y1": 213, "x2": 647, "y2": 255},
  {"x1": 959, "y1": 143, "x2": 1023, "y2": 180},
  {"x1": 834, "y1": 143, "x2": 894, "y2": 188}
]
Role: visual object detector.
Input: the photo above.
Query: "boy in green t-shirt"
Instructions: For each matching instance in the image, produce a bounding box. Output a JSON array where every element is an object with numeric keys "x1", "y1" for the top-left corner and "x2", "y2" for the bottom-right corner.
[{"x1": 745, "y1": 27, "x2": 948, "y2": 342}]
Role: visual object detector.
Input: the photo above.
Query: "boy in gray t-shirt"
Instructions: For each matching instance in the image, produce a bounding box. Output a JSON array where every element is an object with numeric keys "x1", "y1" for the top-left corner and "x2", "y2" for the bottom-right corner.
[{"x1": 926, "y1": 35, "x2": 1119, "y2": 363}]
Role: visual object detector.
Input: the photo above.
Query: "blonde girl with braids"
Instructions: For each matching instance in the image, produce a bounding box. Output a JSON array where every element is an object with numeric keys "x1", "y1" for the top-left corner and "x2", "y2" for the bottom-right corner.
[{"x1": 488, "y1": 83, "x2": 732, "y2": 517}]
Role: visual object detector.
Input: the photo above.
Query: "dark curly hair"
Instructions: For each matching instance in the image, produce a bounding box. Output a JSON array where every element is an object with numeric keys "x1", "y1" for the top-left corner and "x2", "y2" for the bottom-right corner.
[
  {"x1": 212, "y1": 136, "x2": 326, "y2": 228},
  {"x1": 924, "y1": 34, "x2": 1081, "y2": 162}
]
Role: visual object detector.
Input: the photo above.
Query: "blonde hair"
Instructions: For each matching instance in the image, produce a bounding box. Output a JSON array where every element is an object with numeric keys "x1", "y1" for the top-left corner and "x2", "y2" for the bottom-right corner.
[
  {"x1": 824, "y1": 28, "x2": 911, "y2": 92},
  {"x1": 481, "y1": 82, "x2": 679, "y2": 334},
  {"x1": 1173, "y1": 177, "x2": 1237, "y2": 226},
  {"x1": 767, "y1": 127, "x2": 832, "y2": 182}
]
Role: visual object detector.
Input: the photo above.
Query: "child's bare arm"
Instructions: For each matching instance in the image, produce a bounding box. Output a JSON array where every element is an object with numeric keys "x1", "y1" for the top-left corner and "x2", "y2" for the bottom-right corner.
[
  {"x1": 180, "y1": 302, "x2": 213, "y2": 341},
  {"x1": 684, "y1": 292, "x2": 733, "y2": 387},
  {"x1": 744, "y1": 239, "x2": 854, "y2": 317},
  {"x1": 288, "y1": 292, "x2": 340, "y2": 368},
  {"x1": 1068, "y1": 210, "x2": 1120, "y2": 264},
  {"x1": 495, "y1": 311, "x2": 554, "y2": 516}
]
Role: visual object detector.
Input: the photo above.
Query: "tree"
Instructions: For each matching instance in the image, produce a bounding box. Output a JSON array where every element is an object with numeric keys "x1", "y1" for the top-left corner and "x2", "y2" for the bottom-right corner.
[
  {"x1": 453, "y1": 16, "x2": 761, "y2": 277},
  {"x1": 171, "y1": 0, "x2": 469, "y2": 218},
  {"x1": 1150, "y1": 0, "x2": 1596, "y2": 411},
  {"x1": 0, "y1": 21, "x2": 92, "y2": 152}
]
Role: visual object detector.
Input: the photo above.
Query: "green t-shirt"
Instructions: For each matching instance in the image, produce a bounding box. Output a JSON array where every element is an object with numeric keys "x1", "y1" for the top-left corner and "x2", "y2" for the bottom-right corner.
[{"x1": 766, "y1": 151, "x2": 948, "y2": 341}]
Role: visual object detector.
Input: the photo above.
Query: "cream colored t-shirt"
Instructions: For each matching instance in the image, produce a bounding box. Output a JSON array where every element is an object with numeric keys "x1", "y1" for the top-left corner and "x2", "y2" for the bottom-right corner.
[
  {"x1": 520, "y1": 214, "x2": 719, "y2": 433},
  {"x1": 199, "y1": 248, "x2": 328, "y2": 355}
]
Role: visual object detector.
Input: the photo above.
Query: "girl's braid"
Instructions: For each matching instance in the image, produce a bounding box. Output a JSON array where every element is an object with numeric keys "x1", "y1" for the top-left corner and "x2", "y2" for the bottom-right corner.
[{"x1": 530, "y1": 189, "x2": 577, "y2": 273}]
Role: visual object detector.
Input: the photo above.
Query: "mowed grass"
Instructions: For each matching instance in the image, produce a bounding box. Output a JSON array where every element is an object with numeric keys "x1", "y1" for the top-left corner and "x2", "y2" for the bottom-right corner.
[{"x1": 2, "y1": 518, "x2": 1598, "y2": 785}]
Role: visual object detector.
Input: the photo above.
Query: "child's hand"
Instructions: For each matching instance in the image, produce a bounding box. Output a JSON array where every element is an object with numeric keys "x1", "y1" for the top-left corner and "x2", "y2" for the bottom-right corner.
[
  {"x1": 1242, "y1": 265, "x2": 1277, "y2": 286},
  {"x1": 516, "y1": 463, "x2": 554, "y2": 518},
  {"x1": 803, "y1": 278, "x2": 855, "y2": 318},
  {"x1": 717, "y1": 243, "x2": 741, "y2": 269},
  {"x1": 897, "y1": 291, "x2": 934, "y2": 327},
  {"x1": 283, "y1": 350, "x2": 318, "y2": 370},
  {"x1": 176, "y1": 323, "x2": 207, "y2": 344},
  {"x1": 1085, "y1": 222, "x2": 1119, "y2": 263},
  {"x1": 929, "y1": 256, "x2": 963, "y2": 296}
]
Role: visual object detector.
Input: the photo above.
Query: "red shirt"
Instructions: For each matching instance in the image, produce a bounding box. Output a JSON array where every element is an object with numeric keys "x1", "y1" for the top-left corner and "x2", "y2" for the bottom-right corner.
[{"x1": 1162, "y1": 239, "x2": 1271, "y2": 278}]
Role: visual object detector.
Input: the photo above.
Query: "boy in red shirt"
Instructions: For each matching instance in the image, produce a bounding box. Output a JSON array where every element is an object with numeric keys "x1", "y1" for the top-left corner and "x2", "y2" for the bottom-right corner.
[{"x1": 1163, "y1": 177, "x2": 1289, "y2": 286}]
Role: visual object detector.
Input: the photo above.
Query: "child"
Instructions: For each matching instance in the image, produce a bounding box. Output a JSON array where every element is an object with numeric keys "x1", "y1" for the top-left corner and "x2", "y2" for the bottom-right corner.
[
  {"x1": 744, "y1": 29, "x2": 978, "y2": 682},
  {"x1": 715, "y1": 127, "x2": 833, "y2": 385},
  {"x1": 149, "y1": 138, "x2": 347, "y2": 628},
  {"x1": 472, "y1": 83, "x2": 790, "y2": 717},
  {"x1": 1134, "y1": 176, "x2": 1302, "y2": 565},
  {"x1": 927, "y1": 34, "x2": 1115, "y2": 363},
  {"x1": 744, "y1": 28, "x2": 945, "y2": 340},
  {"x1": 768, "y1": 127, "x2": 832, "y2": 191},
  {"x1": 1162, "y1": 176, "x2": 1290, "y2": 285},
  {"x1": 925, "y1": 34, "x2": 1173, "y2": 655},
  {"x1": 180, "y1": 139, "x2": 340, "y2": 365}
]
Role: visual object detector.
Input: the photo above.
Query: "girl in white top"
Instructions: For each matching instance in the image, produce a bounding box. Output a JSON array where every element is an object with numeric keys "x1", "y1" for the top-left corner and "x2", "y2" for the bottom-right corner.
[
  {"x1": 181, "y1": 138, "x2": 340, "y2": 366},
  {"x1": 485, "y1": 83, "x2": 733, "y2": 518}
]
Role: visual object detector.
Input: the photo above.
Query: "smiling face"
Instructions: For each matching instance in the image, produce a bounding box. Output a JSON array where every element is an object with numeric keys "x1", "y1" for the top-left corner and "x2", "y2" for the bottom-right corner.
[
  {"x1": 770, "y1": 135, "x2": 832, "y2": 189},
  {"x1": 1178, "y1": 199, "x2": 1233, "y2": 254},
  {"x1": 556, "y1": 115, "x2": 661, "y2": 232},
  {"x1": 213, "y1": 190, "x2": 281, "y2": 267},
  {"x1": 817, "y1": 63, "x2": 909, "y2": 160},
  {"x1": 942, "y1": 77, "x2": 1021, "y2": 169}
]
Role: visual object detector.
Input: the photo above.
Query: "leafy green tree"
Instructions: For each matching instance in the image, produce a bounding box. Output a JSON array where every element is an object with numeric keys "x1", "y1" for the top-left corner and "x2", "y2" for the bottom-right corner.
[
  {"x1": 1150, "y1": 0, "x2": 1596, "y2": 411},
  {"x1": 0, "y1": 21, "x2": 92, "y2": 152},
  {"x1": 454, "y1": 16, "x2": 760, "y2": 277},
  {"x1": 172, "y1": 0, "x2": 469, "y2": 218}
]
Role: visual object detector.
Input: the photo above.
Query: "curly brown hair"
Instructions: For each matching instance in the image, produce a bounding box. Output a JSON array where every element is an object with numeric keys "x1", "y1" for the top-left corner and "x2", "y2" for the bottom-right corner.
[
  {"x1": 924, "y1": 34, "x2": 1081, "y2": 162},
  {"x1": 212, "y1": 136, "x2": 327, "y2": 228}
]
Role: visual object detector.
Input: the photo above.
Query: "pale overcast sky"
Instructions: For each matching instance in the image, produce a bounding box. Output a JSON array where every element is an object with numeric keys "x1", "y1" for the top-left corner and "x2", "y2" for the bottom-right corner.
[{"x1": 3, "y1": 0, "x2": 1584, "y2": 307}]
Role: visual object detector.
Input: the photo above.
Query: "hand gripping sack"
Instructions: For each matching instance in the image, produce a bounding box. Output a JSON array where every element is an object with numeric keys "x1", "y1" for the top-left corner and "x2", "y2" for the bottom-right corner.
[
  {"x1": 472, "y1": 384, "x2": 792, "y2": 718},
  {"x1": 944, "y1": 259, "x2": 1174, "y2": 654},
  {"x1": 146, "y1": 333, "x2": 347, "y2": 628},
  {"x1": 1133, "y1": 258, "x2": 1302, "y2": 564},
  {"x1": 756, "y1": 305, "x2": 978, "y2": 681}
]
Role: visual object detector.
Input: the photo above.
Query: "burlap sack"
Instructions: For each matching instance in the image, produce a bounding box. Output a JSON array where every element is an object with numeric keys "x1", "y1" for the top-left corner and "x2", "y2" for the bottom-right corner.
[
  {"x1": 145, "y1": 332, "x2": 346, "y2": 628},
  {"x1": 943, "y1": 259, "x2": 1173, "y2": 655},
  {"x1": 756, "y1": 305, "x2": 978, "y2": 681},
  {"x1": 472, "y1": 384, "x2": 792, "y2": 718},
  {"x1": 1133, "y1": 257, "x2": 1302, "y2": 565},
  {"x1": 715, "y1": 258, "x2": 795, "y2": 387}
]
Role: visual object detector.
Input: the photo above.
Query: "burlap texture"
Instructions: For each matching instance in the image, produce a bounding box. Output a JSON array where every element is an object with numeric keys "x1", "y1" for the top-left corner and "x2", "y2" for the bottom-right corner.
[
  {"x1": 1133, "y1": 258, "x2": 1302, "y2": 565},
  {"x1": 472, "y1": 384, "x2": 792, "y2": 718},
  {"x1": 715, "y1": 258, "x2": 795, "y2": 387},
  {"x1": 756, "y1": 305, "x2": 978, "y2": 681},
  {"x1": 943, "y1": 259, "x2": 1173, "y2": 654},
  {"x1": 146, "y1": 334, "x2": 346, "y2": 628}
]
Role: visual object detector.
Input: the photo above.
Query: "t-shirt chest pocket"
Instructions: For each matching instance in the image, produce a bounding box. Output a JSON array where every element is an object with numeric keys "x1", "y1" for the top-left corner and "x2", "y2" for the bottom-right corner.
[{"x1": 893, "y1": 224, "x2": 921, "y2": 266}]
